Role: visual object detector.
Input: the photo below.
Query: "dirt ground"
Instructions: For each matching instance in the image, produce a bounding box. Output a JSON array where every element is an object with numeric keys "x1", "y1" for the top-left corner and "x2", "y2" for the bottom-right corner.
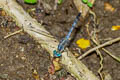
[{"x1": 0, "y1": 0, "x2": 120, "y2": 80}]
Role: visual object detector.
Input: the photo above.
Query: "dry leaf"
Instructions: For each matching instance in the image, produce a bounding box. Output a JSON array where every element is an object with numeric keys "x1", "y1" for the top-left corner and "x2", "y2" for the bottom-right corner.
[
  {"x1": 111, "y1": 26, "x2": 120, "y2": 31},
  {"x1": 1, "y1": 10, "x2": 6, "y2": 16},
  {"x1": 53, "y1": 58, "x2": 61, "y2": 71},
  {"x1": 104, "y1": 3, "x2": 115, "y2": 12},
  {"x1": 48, "y1": 63, "x2": 55, "y2": 74},
  {"x1": 48, "y1": 58, "x2": 61, "y2": 75},
  {"x1": 76, "y1": 38, "x2": 90, "y2": 49},
  {"x1": 32, "y1": 69, "x2": 40, "y2": 80},
  {"x1": 73, "y1": 52, "x2": 80, "y2": 57}
]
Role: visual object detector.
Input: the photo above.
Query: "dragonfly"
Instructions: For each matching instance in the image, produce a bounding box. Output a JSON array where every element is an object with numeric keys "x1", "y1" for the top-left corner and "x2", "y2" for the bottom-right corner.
[
  {"x1": 53, "y1": 12, "x2": 81, "y2": 57},
  {"x1": 26, "y1": 12, "x2": 81, "y2": 57}
]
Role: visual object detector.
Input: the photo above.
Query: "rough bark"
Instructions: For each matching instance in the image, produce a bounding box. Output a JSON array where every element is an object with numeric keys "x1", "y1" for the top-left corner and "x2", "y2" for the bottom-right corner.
[
  {"x1": 0, "y1": 0, "x2": 99, "y2": 80},
  {"x1": 73, "y1": 0, "x2": 95, "y2": 18}
]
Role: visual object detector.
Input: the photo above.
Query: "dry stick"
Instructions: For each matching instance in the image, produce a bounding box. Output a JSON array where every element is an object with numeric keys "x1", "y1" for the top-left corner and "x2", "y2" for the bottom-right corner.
[
  {"x1": 92, "y1": 35, "x2": 104, "y2": 80},
  {"x1": 73, "y1": 0, "x2": 95, "y2": 17},
  {"x1": 95, "y1": 49, "x2": 104, "y2": 80},
  {"x1": 102, "y1": 48, "x2": 120, "y2": 62},
  {"x1": 89, "y1": 9, "x2": 120, "y2": 63},
  {"x1": 96, "y1": 50, "x2": 104, "y2": 80},
  {"x1": 0, "y1": 0, "x2": 99, "y2": 80},
  {"x1": 78, "y1": 37, "x2": 120, "y2": 60},
  {"x1": 87, "y1": 12, "x2": 104, "y2": 79},
  {"x1": 91, "y1": 13, "x2": 104, "y2": 79},
  {"x1": 92, "y1": 35, "x2": 120, "y2": 79},
  {"x1": 4, "y1": 29, "x2": 23, "y2": 39},
  {"x1": 86, "y1": 10, "x2": 104, "y2": 79},
  {"x1": 88, "y1": 9, "x2": 118, "y2": 80},
  {"x1": 93, "y1": 37, "x2": 120, "y2": 62},
  {"x1": 91, "y1": 9, "x2": 119, "y2": 80},
  {"x1": 88, "y1": 10, "x2": 120, "y2": 62}
]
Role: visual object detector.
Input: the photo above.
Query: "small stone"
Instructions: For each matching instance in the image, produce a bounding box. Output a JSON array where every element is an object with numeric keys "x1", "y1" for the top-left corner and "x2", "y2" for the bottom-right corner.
[
  {"x1": 16, "y1": 55, "x2": 19, "y2": 58},
  {"x1": 21, "y1": 56, "x2": 26, "y2": 60},
  {"x1": 0, "y1": 73, "x2": 8, "y2": 79},
  {"x1": 20, "y1": 47, "x2": 24, "y2": 52},
  {"x1": 0, "y1": 64, "x2": 4, "y2": 66}
]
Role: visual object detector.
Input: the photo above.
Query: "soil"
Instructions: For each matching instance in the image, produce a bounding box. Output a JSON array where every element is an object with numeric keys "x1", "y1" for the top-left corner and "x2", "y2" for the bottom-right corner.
[{"x1": 0, "y1": 0, "x2": 120, "y2": 80}]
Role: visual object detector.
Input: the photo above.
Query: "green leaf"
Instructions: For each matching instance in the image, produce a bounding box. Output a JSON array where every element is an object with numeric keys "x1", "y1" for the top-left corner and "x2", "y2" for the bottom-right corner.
[
  {"x1": 57, "y1": 0, "x2": 63, "y2": 5},
  {"x1": 87, "y1": 2, "x2": 93, "y2": 8},
  {"x1": 24, "y1": 0, "x2": 37, "y2": 4},
  {"x1": 82, "y1": 0, "x2": 88, "y2": 4}
]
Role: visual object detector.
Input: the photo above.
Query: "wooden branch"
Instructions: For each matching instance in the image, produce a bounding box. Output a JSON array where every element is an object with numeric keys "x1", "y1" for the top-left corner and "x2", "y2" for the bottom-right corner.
[
  {"x1": 73, "y1": 0, "x2": 95, "y2": 18},
  {"x1": 0, "y1": 0, "x2": 99, "y2": 80}
]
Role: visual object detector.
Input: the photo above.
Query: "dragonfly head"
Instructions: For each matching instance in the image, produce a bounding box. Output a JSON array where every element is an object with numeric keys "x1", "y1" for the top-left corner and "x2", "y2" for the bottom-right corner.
[{"x1": 53, "y1": 50, "x2": 62, "y2": 57}]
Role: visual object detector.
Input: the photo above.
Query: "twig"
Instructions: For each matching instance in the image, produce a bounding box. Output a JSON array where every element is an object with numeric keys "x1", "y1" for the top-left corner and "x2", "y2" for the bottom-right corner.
[
  {"x1": 92, "y1": 35, "x2": 120, "y2": 62},
  {"x1": 90, "y1": 10, "x2": 120, "y2": 62},
  {"x1": 97, "y1": 49, "x2": 104, "y2": 80},
  {"x1": 93, "y1": 37, "x2": 120, "y2": 62},
  {"x1": 92, "y1": 35, "x2": 104, "y2": 80},
  {"x1": 4, "y1": 29, "x2": 23, "y2": 39},
  {"x1": 78, "y1": 37, "x2": 120, "y2": 60},
  {"x1": 84, "y1": 9, "x2": 118, "y2": 80},
  {"x1": 89, "y1": 10, "x2": 96, "y2": 22},
  {"x1": 95, "y1": 49, "x2": 104, "y2": 80},
  {"x1": 90, "y1": 11, "x2": 104, "y2": 79},
  {"x1": 102, "y1": 48, "x2": 120, "y2": 62}
]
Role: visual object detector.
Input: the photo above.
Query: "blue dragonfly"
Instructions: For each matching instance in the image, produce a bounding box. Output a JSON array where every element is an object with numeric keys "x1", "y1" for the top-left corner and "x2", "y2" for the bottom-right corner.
[{"x1": 53, "y1": 12, "x2": 81, "y2": 57}]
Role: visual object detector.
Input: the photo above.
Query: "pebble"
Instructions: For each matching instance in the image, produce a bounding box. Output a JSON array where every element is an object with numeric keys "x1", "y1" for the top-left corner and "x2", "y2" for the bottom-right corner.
[{"x1": 0, "y1": 73, "x2": 8, "y2": 79}]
